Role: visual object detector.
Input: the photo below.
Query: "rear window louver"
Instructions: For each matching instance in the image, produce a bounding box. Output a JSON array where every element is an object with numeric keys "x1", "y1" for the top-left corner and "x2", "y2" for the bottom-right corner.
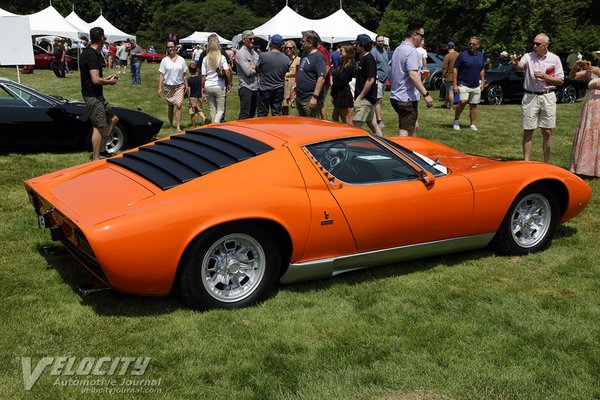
[{"x1": 107, "y1": 127, "x2": 273, "y2": 190}]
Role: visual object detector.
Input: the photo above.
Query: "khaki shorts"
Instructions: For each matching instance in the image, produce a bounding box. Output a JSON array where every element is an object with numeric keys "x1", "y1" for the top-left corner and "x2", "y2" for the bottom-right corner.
[
  {"x1": 458, "y1": 85, "x2": 481, "y2": 104},
  {"x1": 376, "y1": 81, "x2": 385, "y2": 100},
  {"x1": 295, "y1": 99, "x2": 323, "y2": 118},
  {"x1": 188, "y1": 97, "x2": 203, "y2": 115},
  {"x1": 522, "y1": 92, "x2": 556, "y2": 130},
  {"x1": 83, "y1": 96, "x2": 115, "y2": 129},
  {"x1": 352, "y1": 97, "x2": 375, "y2": 123}
]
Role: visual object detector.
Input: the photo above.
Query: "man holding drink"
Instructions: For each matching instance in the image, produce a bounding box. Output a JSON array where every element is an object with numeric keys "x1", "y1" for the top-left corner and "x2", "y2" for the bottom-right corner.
[{"x1": 512, "y1": 33, "x2": 564, "y2": 163}]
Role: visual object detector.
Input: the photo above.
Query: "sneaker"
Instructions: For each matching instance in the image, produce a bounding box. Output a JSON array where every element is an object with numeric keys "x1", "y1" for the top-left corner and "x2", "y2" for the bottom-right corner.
[
  {"x1": 378, "y1": 121, "x2": 385, "y2": 128},
  {"x1": 453, "y1": 120, "x2": 460, "y2": 131},
  {"x1": 99, "y1": 151, "x2": 112, "y2": 159},
  {"x1": 470, "y1": 125, "x2": 478, "y2": 132}
]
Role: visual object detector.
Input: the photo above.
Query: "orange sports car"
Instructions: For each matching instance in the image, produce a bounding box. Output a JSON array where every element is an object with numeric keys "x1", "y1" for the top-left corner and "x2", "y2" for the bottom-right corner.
[{"x1": 25, "y1": 117, "x2": 591, "y2": 310}]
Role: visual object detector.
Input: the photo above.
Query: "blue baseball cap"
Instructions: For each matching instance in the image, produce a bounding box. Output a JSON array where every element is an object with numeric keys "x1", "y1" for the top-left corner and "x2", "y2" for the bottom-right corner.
[
  {"x1": 352, "y1": 34, "x2": 372, "y2": 45},
  {"x1": 271, "y1": 34, "x2": 284, "y2": 47}
]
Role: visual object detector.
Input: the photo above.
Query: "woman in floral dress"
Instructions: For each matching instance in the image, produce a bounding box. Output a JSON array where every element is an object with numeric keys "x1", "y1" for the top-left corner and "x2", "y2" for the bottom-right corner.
[{"x1": 568, "y1": 53, "x2": 600, "y2": 178}]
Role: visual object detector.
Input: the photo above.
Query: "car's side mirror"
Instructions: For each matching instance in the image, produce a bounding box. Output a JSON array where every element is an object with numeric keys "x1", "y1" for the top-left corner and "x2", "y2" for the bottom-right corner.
[{"x1": 419, "y1": 169, "x2": 435, "y2": 188}]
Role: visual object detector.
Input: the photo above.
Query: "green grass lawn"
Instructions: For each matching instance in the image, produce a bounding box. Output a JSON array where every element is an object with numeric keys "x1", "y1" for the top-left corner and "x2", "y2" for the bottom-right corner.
[{"x1": 1, "y1": 65, "x2": 599, "y2": 399}]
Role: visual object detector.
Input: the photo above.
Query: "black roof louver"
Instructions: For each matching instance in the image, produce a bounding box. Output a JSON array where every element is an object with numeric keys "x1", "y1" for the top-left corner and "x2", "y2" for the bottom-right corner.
[{"x1": 107, "y1": 127, "x2": 273, "y2": 190}]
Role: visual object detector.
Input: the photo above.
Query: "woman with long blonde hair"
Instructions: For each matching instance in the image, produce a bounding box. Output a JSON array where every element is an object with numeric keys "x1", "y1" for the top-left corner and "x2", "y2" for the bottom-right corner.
[
  {"x1": 331, "y1": 44, "x2": 355, "y2": 125},
  {"x1": 201, "y1": 40, "x2": 230, "y2": 123},
  {"x1": 282, "y1": 40, "x2": 300, "y2": 115}
]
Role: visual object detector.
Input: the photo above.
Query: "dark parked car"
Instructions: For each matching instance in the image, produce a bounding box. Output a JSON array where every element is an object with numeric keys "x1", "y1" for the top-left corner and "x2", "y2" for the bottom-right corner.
[
  {"x1": 0, "y1": 78, "x2": 163, "y2": 154},
  {"x1": 423, "y1": 52, "x2": 445, "y2": 90},
  {"x1": 440, "y1": 59, "x2": 586, "y2": 105}
]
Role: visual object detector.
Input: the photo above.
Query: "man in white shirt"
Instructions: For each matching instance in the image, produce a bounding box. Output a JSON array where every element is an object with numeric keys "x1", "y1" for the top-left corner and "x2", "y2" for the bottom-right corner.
[{"x1": 512, "y1": 33, "x2": 564, "y2": 163}]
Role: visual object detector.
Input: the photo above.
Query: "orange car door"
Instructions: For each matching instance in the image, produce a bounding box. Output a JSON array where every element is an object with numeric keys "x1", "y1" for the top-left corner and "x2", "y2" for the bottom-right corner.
[{"x1": 306, "y1": 137, "x2": 474, "y2": 253}]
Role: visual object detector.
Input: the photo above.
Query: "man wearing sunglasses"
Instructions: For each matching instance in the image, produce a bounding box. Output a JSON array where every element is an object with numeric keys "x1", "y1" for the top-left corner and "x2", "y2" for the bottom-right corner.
[
  {"x1": 389, "y1": 22, "x2": 434, "y2": 137},
  {"x1": 237, "y1": 30, "x2": 260, "y2": 119},
  {"x1": 512, "y1": 33, "x2": 564, "y2": 163}
]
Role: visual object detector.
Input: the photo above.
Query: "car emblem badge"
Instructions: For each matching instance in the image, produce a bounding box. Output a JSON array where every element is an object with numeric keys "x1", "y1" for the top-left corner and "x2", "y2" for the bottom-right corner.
[{"x1": 321, "y1": 211, "x2": 334, "y2": 225}]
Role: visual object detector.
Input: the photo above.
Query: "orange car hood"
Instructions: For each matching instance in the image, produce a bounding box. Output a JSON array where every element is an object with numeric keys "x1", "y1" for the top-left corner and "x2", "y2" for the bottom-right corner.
[
  {"x1": 389, "y1": 136, "x2": 501, "y2": 172},
  {"x1": 25, "y1": 162, "x2": 155, "y2": 226}
]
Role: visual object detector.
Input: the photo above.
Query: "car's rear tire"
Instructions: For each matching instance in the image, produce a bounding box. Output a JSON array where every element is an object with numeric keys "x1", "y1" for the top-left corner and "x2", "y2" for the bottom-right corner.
[
  {"x1": 105, "y1": 123, "x2": 128, "y2": 154},
  {"x1": 493, "y1": 184, "x2": 559, "y2": 255},
  {"x1": 485, "y1": 84, "x2": 504, "y2": 105},
  {"x1": 177, "y1": 223, "x2": 281, "y2": 310}
]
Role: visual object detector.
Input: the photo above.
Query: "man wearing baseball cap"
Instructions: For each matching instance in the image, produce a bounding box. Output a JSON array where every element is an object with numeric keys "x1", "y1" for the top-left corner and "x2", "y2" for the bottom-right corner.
[
  {"x1": 442, "y1": 41, "x2": 458, "y2": 109},
  {"x1": 352, "y1": 34, "x2": 383, "y2": 136},
  {"x1": 256, "y1": 34, "x2": 290, "y2": 116}
]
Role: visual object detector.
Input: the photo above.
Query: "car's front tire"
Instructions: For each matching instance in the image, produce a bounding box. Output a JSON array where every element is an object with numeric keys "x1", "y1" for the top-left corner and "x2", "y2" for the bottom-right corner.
[
  {"x1": 178, "y1": 223, "x2": 281, "y2": 310},
  {"x1": 493, "y1": 184, "x2": 559, "y2": 255}
]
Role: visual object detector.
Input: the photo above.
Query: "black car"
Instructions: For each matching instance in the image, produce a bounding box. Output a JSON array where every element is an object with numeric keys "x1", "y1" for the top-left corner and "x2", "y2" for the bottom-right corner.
[
  {"x1": 440, "y1": 59, "x2": 586, "y2": 105},
  {"x1": 0, "y1": 78, "x2": 163, "y2": 154}
]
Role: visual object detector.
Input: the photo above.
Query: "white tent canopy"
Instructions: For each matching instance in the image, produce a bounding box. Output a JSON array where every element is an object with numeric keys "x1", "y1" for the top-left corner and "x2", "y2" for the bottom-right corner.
[
  {"x1": 65, "y1": 11, "x2": 92, "y2": 37},
  {"x1": 26, "y1": 6, "x2": 85, "y2": 40},
  {"x1": 252, "y1": 6, "x2": 312, "y2": 40},
  {"x1": 314, "y1": 9, "x2": 378, "y2": 43},
  {"x1": 250, "y1": 6, "x2": 381, "y2": 44},
  {"x1": 89, "y1": 14, "x2": 135, "y2": 43},
  {"x1": 179, "y1": 32, "x2": 232, "y2": 45}
]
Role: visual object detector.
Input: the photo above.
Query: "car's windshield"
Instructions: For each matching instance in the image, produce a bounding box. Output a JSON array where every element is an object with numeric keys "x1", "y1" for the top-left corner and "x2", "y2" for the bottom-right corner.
[
  {"x1": 379, "y1": 137, "x2": 448, "y2": 176},
  {"x1": 2, "y1": 83, "x2": 60, "y2": 107},
  {"x1": 485, "y1": 59, "x2": 514, "y2": 73}
]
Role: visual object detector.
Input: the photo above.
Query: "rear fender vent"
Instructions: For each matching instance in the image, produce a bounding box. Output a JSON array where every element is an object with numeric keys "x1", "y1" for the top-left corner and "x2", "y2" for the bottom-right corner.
[{"x1": 108, "y1": 127, "x2": 273, "y2": 190}]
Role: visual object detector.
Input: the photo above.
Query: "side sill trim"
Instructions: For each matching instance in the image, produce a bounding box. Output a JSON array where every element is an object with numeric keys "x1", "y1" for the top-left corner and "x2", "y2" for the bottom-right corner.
[{"x1": 279, "y1": 233, "x2": 495, "y2": 284}]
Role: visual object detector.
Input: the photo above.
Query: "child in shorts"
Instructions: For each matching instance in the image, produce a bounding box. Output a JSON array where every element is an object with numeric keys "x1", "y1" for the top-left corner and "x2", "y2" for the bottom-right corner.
[{"x1": 186, "y1": 63, "x2": 208, "y2": 126}]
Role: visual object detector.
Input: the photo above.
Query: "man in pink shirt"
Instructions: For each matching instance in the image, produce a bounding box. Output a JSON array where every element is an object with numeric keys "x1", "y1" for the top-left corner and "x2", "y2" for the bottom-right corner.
[{"x1": 512, "y1": 33, "x2": 564, "y2": 163}]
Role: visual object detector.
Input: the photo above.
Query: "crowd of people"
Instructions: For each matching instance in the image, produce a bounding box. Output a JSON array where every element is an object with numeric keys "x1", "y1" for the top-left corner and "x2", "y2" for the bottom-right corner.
[{"x1": 76, "y1": 24, "x2": 600, "y2": 178}]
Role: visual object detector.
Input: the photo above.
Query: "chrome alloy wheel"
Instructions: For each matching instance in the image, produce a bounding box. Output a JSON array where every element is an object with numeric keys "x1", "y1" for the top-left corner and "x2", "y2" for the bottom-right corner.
[
  {"x1": 486, "y1": 85, "x2": 503, "y2": 105},
  {"x1": 510, "y1": 193, "x2": 551, "y2": 248},
  {"x1": 105, "y1": 125, "x2": 126, "y2": 154},
  {"x1": 559, "y1": 85, "x2": 577, "y2": 104},
  {"x1": 200, "y1": 233, "x2": 266, "y2": 302}
]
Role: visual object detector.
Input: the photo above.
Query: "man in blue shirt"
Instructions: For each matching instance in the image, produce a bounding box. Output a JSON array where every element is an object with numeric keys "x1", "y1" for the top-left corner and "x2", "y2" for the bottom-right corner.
[
  {"x1": 256, "y1": 34, "x2": 290, "y2": 116},
  {"x1": 452, "y1": 36, "x2": 485, "y2": 131}
]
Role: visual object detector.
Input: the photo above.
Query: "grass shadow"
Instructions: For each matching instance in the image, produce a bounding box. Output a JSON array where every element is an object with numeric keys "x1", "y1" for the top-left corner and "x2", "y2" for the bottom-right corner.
[
  {"x1": 36, "y1": 243, "x2": 184, "y2": 317},
  {"x1": 283, "y1": 247, "x2": 496, "y2": 294},
  {"x1": 36, "y1": 223, "x2": 579, "y2": 315}
]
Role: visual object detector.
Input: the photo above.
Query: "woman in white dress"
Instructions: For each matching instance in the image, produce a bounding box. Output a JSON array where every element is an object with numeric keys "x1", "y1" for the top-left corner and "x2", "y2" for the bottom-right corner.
[{"x1": 157, "y1": 40, "x2": 188, "y2": 131}]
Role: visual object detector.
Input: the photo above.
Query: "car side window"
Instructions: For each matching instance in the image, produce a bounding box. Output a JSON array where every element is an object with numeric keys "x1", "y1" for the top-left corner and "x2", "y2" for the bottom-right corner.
[{"x1": 306, "y1": 137, "x2": 419, "y2": 184}]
